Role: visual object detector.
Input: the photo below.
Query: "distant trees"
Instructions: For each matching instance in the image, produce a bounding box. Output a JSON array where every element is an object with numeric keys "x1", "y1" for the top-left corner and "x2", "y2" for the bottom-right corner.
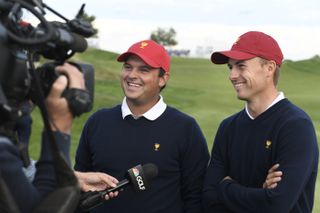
[
  {"x1": 75, "y1": 4, "x2": 99, "y2": 37},
  {"x1": 79, "y1": 12, "x2": 98, "y2": 37},
  {"x1": 150, "y1": 27, "x2": 178, "y2": 47},
  {"x1": 150, "y1": 27, "x2": 190, "y2": 57}
]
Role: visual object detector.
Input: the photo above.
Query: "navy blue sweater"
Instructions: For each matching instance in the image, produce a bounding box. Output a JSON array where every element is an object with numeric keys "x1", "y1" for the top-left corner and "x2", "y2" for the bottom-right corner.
[
  {"x1": 75, "y1": 105, "x2": 210, "y2": 213},
  {"x1": 202, "y1": 99, "x2": 319, "y2": 213},
  {"x1": 0, "y1": 131, "x2": 71, "y2": 213}
]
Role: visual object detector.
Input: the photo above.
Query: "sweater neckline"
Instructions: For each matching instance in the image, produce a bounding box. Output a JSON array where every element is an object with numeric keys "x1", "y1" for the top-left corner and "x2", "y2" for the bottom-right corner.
[{"x1": 243, "y1": 98, "x2": 289, "y2": 123}]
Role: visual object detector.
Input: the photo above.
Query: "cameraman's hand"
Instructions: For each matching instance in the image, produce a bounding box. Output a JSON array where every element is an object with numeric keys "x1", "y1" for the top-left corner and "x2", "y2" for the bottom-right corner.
[{"x1": 45, "y1": 63, "x2": 85, "y2": 133}]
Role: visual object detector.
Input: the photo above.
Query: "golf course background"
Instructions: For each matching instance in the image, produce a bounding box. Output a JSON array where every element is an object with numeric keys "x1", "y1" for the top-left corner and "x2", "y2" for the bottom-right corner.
[{"x1": 29, "y1": 48, "x2": 320, "y2": 211}]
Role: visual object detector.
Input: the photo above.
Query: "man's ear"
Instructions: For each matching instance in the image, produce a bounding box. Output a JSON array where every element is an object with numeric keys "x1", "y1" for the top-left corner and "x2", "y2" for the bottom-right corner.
[
  {"x1": 266, "y1": 60, "x2": 277, "y2": 77},
  {"x1": 159, "y1": 73, "x2": 170, "y2": 87}
]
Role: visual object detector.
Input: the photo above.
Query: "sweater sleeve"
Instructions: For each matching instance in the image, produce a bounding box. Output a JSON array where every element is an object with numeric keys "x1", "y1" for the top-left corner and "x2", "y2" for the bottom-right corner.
[
  {"x1": 0, "y1": 131, "x2": 71, "y2": 213},
  {"x1": 180, "y1": 118, "x2": 210, "y2": 213},
  {"x1": 33, "y1": 131, "x2": 71, "y2": 193},
  {"x1": 215, "y1": 118, "x2": 318, "y2": 213},
  {"x1": 74, "y1": 118, "x2": 93, "y2": 171},
  {"x1": 202, "y1": 121, "x2": 230, "y2": 212}
]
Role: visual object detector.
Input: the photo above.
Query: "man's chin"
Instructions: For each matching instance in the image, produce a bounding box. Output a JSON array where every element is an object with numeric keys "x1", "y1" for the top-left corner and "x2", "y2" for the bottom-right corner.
[
  {"x1": 125, "y1": 94, "x2": 142, "y2": 103},
  {"x1": 236, "y1": 94, "x2": 248, "y2": 101}
]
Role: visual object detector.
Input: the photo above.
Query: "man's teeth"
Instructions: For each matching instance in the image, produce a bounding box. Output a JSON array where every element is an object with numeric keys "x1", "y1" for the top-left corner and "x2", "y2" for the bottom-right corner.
[
  {"x1": 234, "y1": 82, "x2": 244, "y2": 88},
  {"x1": 128, "y1": 82, "x2": 141, "y2": 87}
]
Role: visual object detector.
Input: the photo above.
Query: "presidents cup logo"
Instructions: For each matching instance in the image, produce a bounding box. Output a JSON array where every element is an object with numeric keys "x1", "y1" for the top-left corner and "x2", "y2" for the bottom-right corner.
[
  {"x1": 140, "y1": 41, "x2": 148, "y2": 49},
  {"x1": 132, "y1": 167, "x2": 146, "y2": 190},
  {"x1": 265, "y1": 140, "x2": 272, "y2": 149}
]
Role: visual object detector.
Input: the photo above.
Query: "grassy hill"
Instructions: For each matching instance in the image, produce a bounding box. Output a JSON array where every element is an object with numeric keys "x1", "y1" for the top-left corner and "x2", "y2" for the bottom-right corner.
[{"x1": 28, "y1": 48, "x2": 320, "y2": 211}]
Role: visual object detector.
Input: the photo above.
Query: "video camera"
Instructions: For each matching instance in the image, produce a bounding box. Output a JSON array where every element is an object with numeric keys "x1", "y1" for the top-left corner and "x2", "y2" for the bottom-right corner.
[
  {"x1": 0, "y1": 0, "x2": 95, "y2": 126},
  {"x1": 0, "y1": 1, "x2": 95, "y2": 212}
]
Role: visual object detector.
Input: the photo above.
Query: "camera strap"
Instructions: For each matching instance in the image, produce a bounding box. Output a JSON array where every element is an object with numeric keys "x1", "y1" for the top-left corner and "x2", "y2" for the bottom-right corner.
[{"x1": 27, "y1": 55, "x2": 80, "y2": 212}]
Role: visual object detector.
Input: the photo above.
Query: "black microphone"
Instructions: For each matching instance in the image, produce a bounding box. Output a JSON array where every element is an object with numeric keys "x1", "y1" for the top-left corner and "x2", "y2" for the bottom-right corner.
[
  {"x1": 51, "y1": 27, "x2": 87, "y2": 52},
  {"x1": 79, "y1": 163, "x2": 158, "y2": 212},
  {"x1": 32, "y1": 21, "x2": 88, "y2": 61}
]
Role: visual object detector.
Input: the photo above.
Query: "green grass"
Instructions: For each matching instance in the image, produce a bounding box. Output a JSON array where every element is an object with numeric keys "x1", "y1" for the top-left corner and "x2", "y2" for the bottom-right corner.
[{"x1": 28, "y1": 49, "x2": 320, "y2": 212}]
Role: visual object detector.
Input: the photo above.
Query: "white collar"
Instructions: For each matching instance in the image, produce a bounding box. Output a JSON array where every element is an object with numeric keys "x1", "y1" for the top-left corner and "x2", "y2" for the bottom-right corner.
[
  {"x1": 245, "y1": 92, "x2": 285, "y2": 120},
  {"x1": 121, "y1": 96, "x2": 167, "y2": 120}
]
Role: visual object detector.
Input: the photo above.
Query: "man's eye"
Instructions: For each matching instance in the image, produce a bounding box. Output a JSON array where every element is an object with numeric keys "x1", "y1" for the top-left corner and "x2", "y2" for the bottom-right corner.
[
  {"x1": 238, "y1": 64, "x2": 246, "y2": 69},
  {"x1": 140, "y1": 68, "x2": 150, "y2": 72}
]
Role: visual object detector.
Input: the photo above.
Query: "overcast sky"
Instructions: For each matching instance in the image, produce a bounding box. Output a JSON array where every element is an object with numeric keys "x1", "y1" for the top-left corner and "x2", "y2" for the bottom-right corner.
[{"x1": 42, "y1": 0, "x2": 320, "y2": 60}]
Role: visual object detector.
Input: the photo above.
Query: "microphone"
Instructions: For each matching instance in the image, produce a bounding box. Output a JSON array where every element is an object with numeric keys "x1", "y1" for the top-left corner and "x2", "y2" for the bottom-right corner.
[
  {"x1": 51, "y1": 27, "x2": 88, "y2": 52},
  {"x1": 32, "y1": 21, "x2": 88, "y2": 61},
  {"x1": 79, "y1": 163, "x2": 158, "y2": 212}
]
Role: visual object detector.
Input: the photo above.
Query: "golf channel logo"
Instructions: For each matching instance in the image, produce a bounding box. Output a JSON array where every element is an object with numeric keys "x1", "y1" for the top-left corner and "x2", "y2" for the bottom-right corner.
[{"x1": 132, "y1": 167, "x2": 146, "y2": 190}]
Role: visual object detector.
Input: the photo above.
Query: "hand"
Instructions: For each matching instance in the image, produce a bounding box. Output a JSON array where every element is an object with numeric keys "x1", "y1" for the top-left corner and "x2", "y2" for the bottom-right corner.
[
  {"x1": 45, "y1": 63, "x2": 85, "y2": 133},
  {"x1": 263, "y1": 163, "x2": 283, "y2": 189},
  {"x1": 55, "y1": 63, "x2": 85, "y2": 90},
  {"x1": 75, "y1": 171, "x2": 119, "y2": 200},
  {"x1": 223, "y1": 176, "x2": 232, "y2": 181},
  {"x1": 220, "y1": 176, "x2": 233, "y2": 183}
]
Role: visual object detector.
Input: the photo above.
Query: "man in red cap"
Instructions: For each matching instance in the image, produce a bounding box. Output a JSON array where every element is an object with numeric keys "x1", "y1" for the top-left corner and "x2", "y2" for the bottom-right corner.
[
  {"x1": 74, "y1": 40, "x2": 209, "y2": 213},
  {"x1": 202, "y1": 31, "x2": 319, "y2": 212}
]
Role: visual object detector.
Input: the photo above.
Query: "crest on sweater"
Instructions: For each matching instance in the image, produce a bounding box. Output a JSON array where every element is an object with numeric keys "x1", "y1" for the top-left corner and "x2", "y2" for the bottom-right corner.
[
  {"x1": 265, "y1": 140, "x2": 272, "y2": 149},
  {"x1": 154, "y1": 143, "x2": 160, "y2": 151}
]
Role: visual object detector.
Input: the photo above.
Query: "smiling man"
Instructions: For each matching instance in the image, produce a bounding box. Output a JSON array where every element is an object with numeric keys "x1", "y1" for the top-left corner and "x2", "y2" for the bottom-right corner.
[
  {"x1": 74, "y1": 40, "x2": 209, "y2": 213},
  {"x1": 202, "y1": 31, "x2": 319, "y2": 213}
]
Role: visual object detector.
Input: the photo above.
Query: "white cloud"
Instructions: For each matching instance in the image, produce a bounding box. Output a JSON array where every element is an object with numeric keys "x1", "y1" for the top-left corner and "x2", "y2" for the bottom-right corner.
[
  {"x1": 94, "y1": 18, "x2": 320, "y2": 60},
  {"x1": 35, "y1": 0, "x2": 320, "y2": 60}
]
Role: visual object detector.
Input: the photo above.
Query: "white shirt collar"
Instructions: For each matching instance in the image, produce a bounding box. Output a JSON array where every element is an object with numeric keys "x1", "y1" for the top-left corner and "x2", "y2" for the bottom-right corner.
[
  {"x1": 245, "y1": 92, "x2": 285, "y2": 120},
  {"x1": 121, "y1": 96, "x2": 167, "y2": 121}
]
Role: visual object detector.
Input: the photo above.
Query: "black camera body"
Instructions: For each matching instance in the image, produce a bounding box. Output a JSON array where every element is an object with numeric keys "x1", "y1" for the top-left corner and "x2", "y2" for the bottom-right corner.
[
  {"x1": 0, "y1": 0, "x2": 96, "y2": 123},
  {"x1": 0, "y1": 1, "x2": 95, "y2": 212},
  {"x1": 34, "y1": 62, "x2": 94, "y2": 116}
]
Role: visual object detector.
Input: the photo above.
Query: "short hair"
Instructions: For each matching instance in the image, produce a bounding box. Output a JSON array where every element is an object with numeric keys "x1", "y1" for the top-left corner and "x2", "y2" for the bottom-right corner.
[
  {"x1": 159, "y1": 68, "x2": 167, "y2": 91},
  {"x1": 259, "y1": 58, "x2": 280, "y2": 86}
]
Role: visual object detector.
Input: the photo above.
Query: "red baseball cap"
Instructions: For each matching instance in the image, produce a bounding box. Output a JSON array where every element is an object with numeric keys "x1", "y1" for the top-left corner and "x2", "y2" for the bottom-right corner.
[
  {"x1": 211, "y1": 31, "x2": 283, "y2": 66},
  {"x1": 117, "y1": 40, "x2": 171, "y2": 73}
]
